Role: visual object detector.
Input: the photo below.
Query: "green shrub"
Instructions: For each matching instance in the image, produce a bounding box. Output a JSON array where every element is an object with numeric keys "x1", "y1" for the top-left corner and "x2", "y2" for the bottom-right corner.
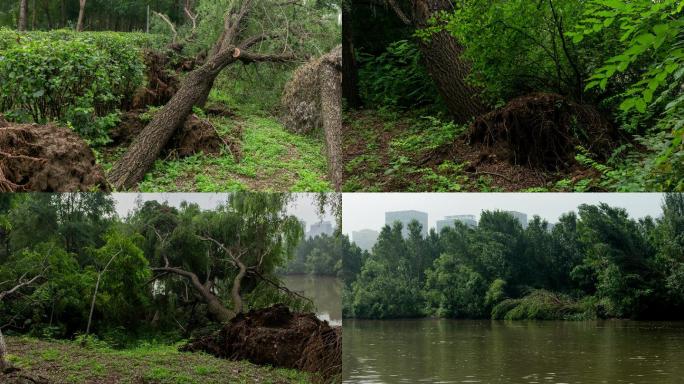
[
  {"x1": 358, "y1": 40, "x2": 444, "y2": 110},
  {"x1": 491, "y1": 290, "x2": 585, "y2": 320},
  {"x1": 0, "y1": 29, "x2": 151, "y2": 144}
]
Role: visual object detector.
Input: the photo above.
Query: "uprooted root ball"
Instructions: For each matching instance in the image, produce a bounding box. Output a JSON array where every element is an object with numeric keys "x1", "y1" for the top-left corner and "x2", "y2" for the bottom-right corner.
[
  {"x1": 281, "y1": 46, "x2": 342, "y2": 135},
  {"x1": 181, "y1": 304, "x2": 341, "y2": 383},
  {"x1": 0, "y1": 119, "x2": 109, "y2": 192},
  {"x1": 468, "y1": 93, "x2": 615, "y2": 170}
]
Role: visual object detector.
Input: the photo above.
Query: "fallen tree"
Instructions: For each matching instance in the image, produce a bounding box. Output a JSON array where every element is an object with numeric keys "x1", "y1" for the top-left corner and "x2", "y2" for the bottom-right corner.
[
  {"x1": 107, "y1": 0, "x2": 298, "y2": 190},
  {"x1": 281, "y1": 46, "x2": 343, "y2": 190},
  {"x1": 182, "y1": 304, "x2": 341, "y2": 383}
]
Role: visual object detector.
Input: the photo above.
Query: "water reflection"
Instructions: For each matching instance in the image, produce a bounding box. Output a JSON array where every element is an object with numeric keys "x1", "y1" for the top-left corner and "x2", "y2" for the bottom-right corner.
[
  {"x1": 281, "y1": 275, "x2": 342, "y2": 326},
  {"x1": 343, "y1": 319, "x2": 684, "y2": 384}
]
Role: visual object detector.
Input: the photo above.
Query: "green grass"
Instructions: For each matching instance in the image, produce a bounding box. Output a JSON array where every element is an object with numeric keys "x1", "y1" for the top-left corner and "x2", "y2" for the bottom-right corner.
[
  {"x1": 136, "y1": 115, "x2": 331, "y2": 192},
  {"x1": 6, "y1": 336, "x2": 312, "y2": 384}
]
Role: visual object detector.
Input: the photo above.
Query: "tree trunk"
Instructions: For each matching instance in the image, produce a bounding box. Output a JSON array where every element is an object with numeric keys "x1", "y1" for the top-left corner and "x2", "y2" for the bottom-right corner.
[
  {"x1": 0, "y1": 328, "x2": 7, "y2": 372},
  {"x1": 341, "y1": 4, "x2": 361, "y2": 108},
  {"x1": 411, "y1": 0, "x2": 486, "y2": 123},
  {"x1": 321, "y1": 58, "x2": 343, "y2": 191},
  {"x1": 76, "y1": 0, "x2": 86, "y2": 32},
  {"x1": 18, "y1": 0, "x2": 28, "y2": 31},
  {"x1": 231, "y1": 262, "x2": 248, "y2": 314},
  {"x1": 108, "y1": 51, "x2": 235, "y2": 189},
  {"x1": 153, "y1": 266, "x2": 236, "y2": 322}
]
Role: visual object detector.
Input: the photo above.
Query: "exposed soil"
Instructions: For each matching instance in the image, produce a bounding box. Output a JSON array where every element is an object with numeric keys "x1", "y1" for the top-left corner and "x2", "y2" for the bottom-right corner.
[
  {"x1": 109, "y1": 111, "x2": 241, "y2": 161},
  {"x1": 131, "y1": 50, "x2": 181, "y2": 110},
  {"x1": 182, "y1": 304, "x2": 342, "y2": 383},
  {"x1": 468, "y1": 93, "x2": 615, "y2": 170},
  {"x1": 0, "y1": 119, "x2": 109, "y2": 192},
  {"x1": 0, "y1": 369, "x2": 49, "y2": 384}
]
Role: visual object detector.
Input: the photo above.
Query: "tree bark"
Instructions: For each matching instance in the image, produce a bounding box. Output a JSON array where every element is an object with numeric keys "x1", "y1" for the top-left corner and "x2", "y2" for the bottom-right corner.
[
  {"x1": 321, "y1": 57, "x2": 343, "y2": 191},
  {"x1": 18, "y1": 0, "x2": 28, "y2": 31},
  {"x1": 76, "y1": 0, "x2": 86, "y2": 32},
  {"x1": 411, "y1": 0, "x2": 486, "y2": 123},
  {"x1": 341, "y1": 4, "x2": 361, "y2": 108},
  {"x1": 0, "y1": 328, "x2": 7, "y2": 372}
]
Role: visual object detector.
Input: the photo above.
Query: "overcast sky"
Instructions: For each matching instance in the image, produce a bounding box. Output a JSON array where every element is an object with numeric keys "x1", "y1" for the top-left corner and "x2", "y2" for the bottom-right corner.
[
  {"x1": 342, "y1": 193, "x2": 665, "y2": 235},
  {"x1": 113, "y1": 193, "x2": 334, "y2": 230}
]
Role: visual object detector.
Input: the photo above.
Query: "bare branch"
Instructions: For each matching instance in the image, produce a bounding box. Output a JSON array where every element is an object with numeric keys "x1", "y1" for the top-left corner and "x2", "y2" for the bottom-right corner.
[{"x1": 153, "y1": 11, "x2": 178, "y2": 44}]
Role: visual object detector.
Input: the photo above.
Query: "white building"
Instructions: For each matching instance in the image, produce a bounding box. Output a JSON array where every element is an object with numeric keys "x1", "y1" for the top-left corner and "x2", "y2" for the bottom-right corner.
[
  {"x1": 352, "y1": 229, "x2": 379, "y2": 252},
  {"x1": 385, "y1": 210, "x2": 428, "y2": 238}
]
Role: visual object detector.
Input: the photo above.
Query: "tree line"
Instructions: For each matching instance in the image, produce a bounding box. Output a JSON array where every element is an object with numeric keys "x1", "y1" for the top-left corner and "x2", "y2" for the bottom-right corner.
[
  {"x1": 280, "y1": 233, "x2": 358, "y2": 277},
  {"x1": 2, "y1": 0, "x2": 193, "y2": 32},
  {"x1": 0, "y1": 193, "x2": 319, "y2": 347},
  {"x1": 343, "y1": 194, "x2": 684, "y2": 320}
]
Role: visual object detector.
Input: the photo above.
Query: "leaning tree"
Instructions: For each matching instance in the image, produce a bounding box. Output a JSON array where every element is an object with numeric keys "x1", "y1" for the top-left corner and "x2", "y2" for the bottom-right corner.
[
  {"x1": 108, "y1": 0, "x2": 331, "y2": 190},
  {"x1": 143, "y1": 193, "x2": 304, "y2": 323},
  {"x1": 378, "y1": 0, "x2": 486, "y2": 122}
]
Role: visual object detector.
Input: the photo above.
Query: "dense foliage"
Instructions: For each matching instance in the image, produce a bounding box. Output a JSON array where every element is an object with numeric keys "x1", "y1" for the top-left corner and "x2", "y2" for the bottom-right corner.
[
  {"x1": 0, "y1": 193, "x2": 316, "y2": 347},
  {"x1": 0, "y1": 30, "x2": 159, "y2": 143},
  {"x1": 280, "y1": 233, "x2": 351, "y2": 276},
  {"x1": 347, "y1": 0, "x2": 684, "y2": 191},
  {"x1": 343, "y1": 194, "x2": 684, "y2": 320}
]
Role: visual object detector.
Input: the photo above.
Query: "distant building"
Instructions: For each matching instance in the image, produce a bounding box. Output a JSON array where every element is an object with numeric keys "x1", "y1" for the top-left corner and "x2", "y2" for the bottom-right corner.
[
  {"x1": 308, "y1": 220, "x2": 334, "y2": 238},
  {"x1": 505, "y1": 211, "x2": 528, "y2": 229},
  {"x1": 547, "y1": 222, "x2": 556, "y2": 232},
  {"x1": 436, "y1": 215, "x2": 478, "y2": 231},
  {"x1": 385, "y1": 210, "x2": 428, "y2": 238},
  {"x1": 352, "y1": 229, "x2": 379, "y2": 252}
]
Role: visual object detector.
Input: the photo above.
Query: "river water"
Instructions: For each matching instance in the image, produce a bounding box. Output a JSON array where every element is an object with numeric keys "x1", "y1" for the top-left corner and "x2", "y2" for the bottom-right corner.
[
  {"x1": 343, "y1": 319, "x2": 684, "y2": 384},
  {"x1": 281, "y1": 275, "x2": 342, "y2": 326}
]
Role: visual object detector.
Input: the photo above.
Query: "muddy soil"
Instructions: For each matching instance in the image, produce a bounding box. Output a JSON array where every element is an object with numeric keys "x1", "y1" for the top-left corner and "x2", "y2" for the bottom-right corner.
[
  {"x1": 468, "y1": 93, "x2": 615, "y2": 170},
  {"x1": 181, "y1": 304, "x2": 341, "y2": 383},
  {"x1": 109, "y1": 111, "x2": 240, "y2": 160},
  {"x1": 0, "y1": 119, "x2": 109, "y2": 192}
]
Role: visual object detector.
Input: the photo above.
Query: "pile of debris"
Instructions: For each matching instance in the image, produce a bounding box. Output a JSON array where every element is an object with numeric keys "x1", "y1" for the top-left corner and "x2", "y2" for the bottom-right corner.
[{"x1": 182, "y1": 304, "x2": 341, "y2": 383}]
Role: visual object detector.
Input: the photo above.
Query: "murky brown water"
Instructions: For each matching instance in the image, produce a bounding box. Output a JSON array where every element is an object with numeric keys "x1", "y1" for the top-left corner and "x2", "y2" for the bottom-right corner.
[
  {"x1": 281, "y1": 275, "x2": 342, "y2": 326},
  {"x1": 343, "y1": 319, "x2": 684, "y2": 384}
]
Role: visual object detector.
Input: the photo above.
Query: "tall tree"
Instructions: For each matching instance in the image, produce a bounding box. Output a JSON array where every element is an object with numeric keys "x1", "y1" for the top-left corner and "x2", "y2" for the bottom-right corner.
[
  {"x1": 76, "y1": 0, "x2": 86, "y2": 31},
  {"x1": 18, "y1": 0, "x2": 28, "y2": 31}
]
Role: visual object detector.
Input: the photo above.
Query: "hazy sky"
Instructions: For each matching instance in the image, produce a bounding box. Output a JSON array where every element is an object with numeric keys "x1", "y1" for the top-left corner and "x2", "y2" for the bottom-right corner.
[
  {"x1": 113, "y1": 193, "x2": 334, "y2": 230},
  {"x1": 342, "y1": 193, "x2": 665, "y2": 235}
]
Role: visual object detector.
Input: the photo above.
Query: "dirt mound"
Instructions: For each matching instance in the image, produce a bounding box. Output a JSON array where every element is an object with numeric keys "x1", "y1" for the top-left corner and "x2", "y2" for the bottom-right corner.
[
  {"x1": 131, "y1": 50, "x2": 181, "y2": 110},
  {"x1": 181, "y1": 304, "x2": 341, "y2": 383},
  {"x1": 468, "y1": 93, "x2": 614, "y2": 170},
  {"x1": 0, "y1": 121, "x2": 109, "y2": 192},
  {"x1": 281, "y1": 46, "x2": 342, "y2": 135},
  {"x1": 110, "y1": 111, "x2": 240, "y2": 160}
]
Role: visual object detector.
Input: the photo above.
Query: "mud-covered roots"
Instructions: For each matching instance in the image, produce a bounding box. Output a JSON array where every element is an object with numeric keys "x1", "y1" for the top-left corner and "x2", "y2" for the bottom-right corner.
[
  {"x1": 281, "y1": 46, "x2": 342, "y2": 135},
  {"x1": 181, "y1": 305, "x2": 341, "y2": 383},
  {"x1": 0, "y1": 120, "x2": 109, "y2": 192},
  {"x1": 468, "y1": 93, "x2": 614, "y2": 170},
  {"x1": 110, "y1": 111, "x2": 241, "y2": 161},
  {"x1": 131, "y1": 50, "x2": 181, "y2": 109}
]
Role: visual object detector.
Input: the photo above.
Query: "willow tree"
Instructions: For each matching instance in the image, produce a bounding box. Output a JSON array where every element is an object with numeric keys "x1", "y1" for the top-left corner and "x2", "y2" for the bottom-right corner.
[
  {"x1": 384, "y1": 0, "x2": 486, "y2": 122},
  {"x1": 108, "y1": 0, "x2": 315, "y2": 189},
  {"x1": 144, "y1": 193, "x2": 303, "y2": 322}
]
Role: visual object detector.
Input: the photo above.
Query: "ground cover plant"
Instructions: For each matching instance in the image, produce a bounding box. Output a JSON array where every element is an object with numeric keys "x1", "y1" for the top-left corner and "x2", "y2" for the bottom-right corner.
[
  {"x1": 0, "y1": 193, "x2": 342, "y2": 383},
  {"x1": 0, "y1": 0, "x2": 341, "y2": 192},
  {"x1": 342, "y1": 0, "x2": 684, "y2": 191},
  {"x1": 343, "y1": 194, "x2": 684, "y2": 321}
]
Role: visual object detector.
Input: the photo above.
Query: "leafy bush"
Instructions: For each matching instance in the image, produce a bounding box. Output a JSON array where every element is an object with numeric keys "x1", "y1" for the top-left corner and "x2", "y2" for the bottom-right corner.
[
  {"x1": 358, "y1": 40, "x2": 444, "y2": 110},
  {"x1": 0, "y1": 29, "x2": 150, "y2": 144}
]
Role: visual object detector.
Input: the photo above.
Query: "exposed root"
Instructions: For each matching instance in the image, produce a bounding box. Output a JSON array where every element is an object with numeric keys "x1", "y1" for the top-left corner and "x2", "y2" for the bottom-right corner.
[
  {"x1": 0, "y1": 122, "x2": 109, "y2": 192},
  {"x1": 468, "y1": 93, "x2": 615, "y2": 170},
  {"x1": 131, "y1": 50, "x2": 181, "y2": 110},
  {"x1": 181, "y1": 304, "x2": 341, "y2": 383}
]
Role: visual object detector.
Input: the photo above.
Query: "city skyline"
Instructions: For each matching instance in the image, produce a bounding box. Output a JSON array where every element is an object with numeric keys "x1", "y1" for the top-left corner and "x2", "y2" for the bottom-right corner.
[{"x1": 343, "y1": 193, "x2": 665, "y2": 236}]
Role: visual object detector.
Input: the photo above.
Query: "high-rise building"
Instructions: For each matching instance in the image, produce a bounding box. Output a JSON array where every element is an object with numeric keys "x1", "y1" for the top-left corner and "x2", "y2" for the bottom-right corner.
[
  {"x1": 352, "y1": 229, "x2": 380, "y2": 252},
  {"x1": 505, "y1": 211, "x2": 528, "y2": 229},
  {"x1": 385, "y1": 210, "x2": 428, "y2": 238},
  {"x1": 308, "y1": 220, "x2": 334, "y2": 238},
  {"x1": 436, "y1": 215, "x2": 477, "y2": 231}
]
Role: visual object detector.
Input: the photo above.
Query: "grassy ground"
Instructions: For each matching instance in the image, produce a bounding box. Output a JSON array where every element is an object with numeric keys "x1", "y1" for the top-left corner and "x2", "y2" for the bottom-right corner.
[
  {"x1": 5, "y1": 337, "x2": 312, "y2": 384},
  {"x1": 99, "y1": 92, "x2": 331, "y2": 192},
  {"x1": 343, "y1": 109, "x2": 591, "y2": 192}
]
